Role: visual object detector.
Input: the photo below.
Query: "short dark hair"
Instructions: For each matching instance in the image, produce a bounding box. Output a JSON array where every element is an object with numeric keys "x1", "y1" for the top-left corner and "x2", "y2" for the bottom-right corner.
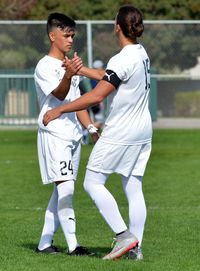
[
  {"x1": 47, "y1": 12, "x2": 76, "y2": 34},
  {"x1": 116, "y1": 5, "x2": 144, "y2": 40}
]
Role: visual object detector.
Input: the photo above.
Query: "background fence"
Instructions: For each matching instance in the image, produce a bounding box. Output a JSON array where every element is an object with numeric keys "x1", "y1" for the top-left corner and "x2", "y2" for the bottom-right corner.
[{"x1": 0, "y1": 20, "x2": 200, "y2": 126}]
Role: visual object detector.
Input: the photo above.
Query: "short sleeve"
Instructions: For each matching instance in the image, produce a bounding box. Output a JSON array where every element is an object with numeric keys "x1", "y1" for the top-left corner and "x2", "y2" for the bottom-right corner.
[
  {"x1": 106, "y1": 51, "x2": 135, "y2": 82},
  {"x1": 34, "y1": 63, "x2": 60, "y2": 96}
]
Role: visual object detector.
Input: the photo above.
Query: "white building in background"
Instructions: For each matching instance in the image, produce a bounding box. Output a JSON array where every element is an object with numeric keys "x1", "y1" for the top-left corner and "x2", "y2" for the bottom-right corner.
[{"x1": 184, "y1": 56, "x2": 200, "y2": 78}]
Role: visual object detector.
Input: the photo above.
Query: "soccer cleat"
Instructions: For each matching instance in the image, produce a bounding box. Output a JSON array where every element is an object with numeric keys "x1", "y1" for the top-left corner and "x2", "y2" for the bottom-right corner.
[
  {"x1": 128, "y1": 246, "x2": 143, "y2": 260},
  {"x1": 102, "y1": 233, "x2": 139, "y2": 260},
  {"x1": 68, "y1": 246, "x2": 95, "y2": 256},
  {"x1": 35, "y1": 245, "x2": 60, "y2": 254}
]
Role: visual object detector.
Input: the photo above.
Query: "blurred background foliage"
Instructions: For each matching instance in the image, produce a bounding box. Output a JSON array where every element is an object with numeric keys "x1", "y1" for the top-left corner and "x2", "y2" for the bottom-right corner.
[
  {"x1": 0, "y1": 0, "x2": 199, "y2": 72},
  {"x1": 0, "y1": 0, "x2": 199, "y2": 20}
]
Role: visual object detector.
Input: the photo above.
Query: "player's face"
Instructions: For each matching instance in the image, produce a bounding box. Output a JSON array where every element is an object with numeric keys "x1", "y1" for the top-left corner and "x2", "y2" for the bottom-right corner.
[{"x1": 50, "y1": 27, "x2": 75, "y2": 53}]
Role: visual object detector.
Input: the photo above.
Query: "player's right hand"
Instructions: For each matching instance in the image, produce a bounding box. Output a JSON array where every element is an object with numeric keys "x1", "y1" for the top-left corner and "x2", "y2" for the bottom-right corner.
[
  {"x1": 43, "y1": 108, "x2": 62, "y2": 126},
  {"x1": 62, "y1": 52, "x2": 83, "y2": 77}
]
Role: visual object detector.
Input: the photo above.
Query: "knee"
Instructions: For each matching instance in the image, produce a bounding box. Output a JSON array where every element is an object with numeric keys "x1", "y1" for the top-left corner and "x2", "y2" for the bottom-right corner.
[
  {"x1": 83, "y1": 178, "x2": 92, "y2": 194},
  {"x1": 83, "y1": 169, "x2": 107, "y2": 195},
  {"x1": 57, "y1": 181, "x2": 74, "y2": 208}
]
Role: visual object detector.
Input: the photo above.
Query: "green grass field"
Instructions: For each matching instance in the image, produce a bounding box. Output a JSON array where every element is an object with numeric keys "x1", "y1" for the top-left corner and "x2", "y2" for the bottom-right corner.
[{"x1": 0, "y1": 129, "x2": 199, "y2": 271}]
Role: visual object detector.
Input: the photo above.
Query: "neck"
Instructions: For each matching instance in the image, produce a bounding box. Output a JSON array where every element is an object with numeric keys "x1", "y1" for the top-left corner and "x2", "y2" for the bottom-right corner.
[
  {"x1": 48, "y1": 47, "x2": 65, "y2": 60},
  {"x1": 118, "y1": 33, "x2": 137, "y2": 48}
]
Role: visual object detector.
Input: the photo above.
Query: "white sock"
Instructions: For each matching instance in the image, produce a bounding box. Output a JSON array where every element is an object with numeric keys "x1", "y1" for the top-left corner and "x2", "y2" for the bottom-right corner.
[
  {"x1": 84, "y1": 169, "x2": 127, "y2": 233},
  {"x1": 38, "y1": 185, "x2": 60, "y2": 250},
  {"x1": 56, "y1": 181, "x2": 78, "y2": 252},
  {"x1": 122, "y1": 175, "x2": 147, "y2": 246}
]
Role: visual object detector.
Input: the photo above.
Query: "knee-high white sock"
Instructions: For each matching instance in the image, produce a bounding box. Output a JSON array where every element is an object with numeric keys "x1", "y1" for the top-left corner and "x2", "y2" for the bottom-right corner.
[
  {"x1": 122, "y1": 175, "x2": 147, "y2": 246},
  {"x1": 38, "y1": 185, "x2": 60, "y2": 250},
  {"x1": 84, "y1": 169, "x2": 127, "y2": 234},
  {"x1": 56, "y1": 181, "x2": 78, "y2": 252}
]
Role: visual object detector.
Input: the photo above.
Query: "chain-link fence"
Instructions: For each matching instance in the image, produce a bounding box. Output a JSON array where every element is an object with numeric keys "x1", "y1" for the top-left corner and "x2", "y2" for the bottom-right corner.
[{"x1": 0, "y1": 20, "x2": 200, "y2": 126}]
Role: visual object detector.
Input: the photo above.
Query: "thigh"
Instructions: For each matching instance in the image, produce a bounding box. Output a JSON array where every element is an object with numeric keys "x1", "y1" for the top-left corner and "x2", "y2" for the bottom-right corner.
[
  {"x1": 87, "y1": 138, "x2": 143, "y2": 177},
  {"x1": 131, "y1": 142, "x2": 152, "y2": 176},
  {"x1": 84, "y1": 169, "x2": 108, "y2": 186},
  {"x1": 71, "y1": 141, "x2": 81, "y2": 181},
  {"x1": 38, "y1": 130, "x2": 74, "y2": 184}
]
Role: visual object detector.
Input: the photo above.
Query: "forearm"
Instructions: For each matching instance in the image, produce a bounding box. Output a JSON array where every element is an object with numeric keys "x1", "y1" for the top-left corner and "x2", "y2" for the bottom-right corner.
[
  {"x1": 52, "y1": 73, "x2": 71, "y2": 100},
  {"x1": 59, "y1": 91, "x2": 102, "y2": 114},
  {"x1": 76, "y1": 110, "x2": 93, "y2": 129},
  {"x1": 78, "y1": 66, "x2": 105, "y2": 80}
]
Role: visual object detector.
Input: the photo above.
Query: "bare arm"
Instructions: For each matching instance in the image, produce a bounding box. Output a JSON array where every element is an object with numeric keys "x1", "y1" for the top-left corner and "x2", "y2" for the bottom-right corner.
[
  {"x1": 52, "y1": 53, "x2": 83, "y2": 100},
  {"x1": 43, "y1": 80, "x2": 115, "y2": 126},
  {"x1": 78, "y1": 66, "x2": 105, "y2": 81},
  {"x1": 76, "y1": 110, "x2": 93, "y2": 129}
]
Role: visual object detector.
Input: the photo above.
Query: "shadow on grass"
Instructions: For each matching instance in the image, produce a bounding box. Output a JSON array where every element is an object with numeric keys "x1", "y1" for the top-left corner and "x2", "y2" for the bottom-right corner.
[{"x1": 22, "y1": 242, "x2": 109, "y2": 259}]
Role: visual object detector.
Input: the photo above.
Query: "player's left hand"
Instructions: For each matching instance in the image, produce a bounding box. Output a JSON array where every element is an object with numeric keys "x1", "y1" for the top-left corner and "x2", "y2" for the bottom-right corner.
[{"x1": 43, "y1": 108, "x2": 61, "y2": 126}]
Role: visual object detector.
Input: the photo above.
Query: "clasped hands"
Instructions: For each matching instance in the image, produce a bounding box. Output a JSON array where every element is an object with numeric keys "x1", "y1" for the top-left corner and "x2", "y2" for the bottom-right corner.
[
  {"x1": 62, "y1": 52, "x2": 83, "y2": 77},
  {"x1": 43, "y1": 52, "x2": 83, "y2": 127}
]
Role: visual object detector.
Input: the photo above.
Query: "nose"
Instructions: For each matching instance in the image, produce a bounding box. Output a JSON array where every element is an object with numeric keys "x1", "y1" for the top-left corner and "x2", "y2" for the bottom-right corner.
[{"x1": 68, "y1": 36, "x2": 73, "y2": 42}]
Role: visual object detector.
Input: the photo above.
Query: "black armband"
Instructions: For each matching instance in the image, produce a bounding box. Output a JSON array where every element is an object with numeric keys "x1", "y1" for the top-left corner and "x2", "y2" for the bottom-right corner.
[{"x1": 102, "y1": 69, "x2": 121, "y2": 89}]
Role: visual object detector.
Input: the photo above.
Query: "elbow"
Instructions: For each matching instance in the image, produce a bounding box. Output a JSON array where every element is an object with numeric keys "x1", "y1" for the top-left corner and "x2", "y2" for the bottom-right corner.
[
  {"x1": 91, "y1": 90, "x2": 105, "y2": 104},
  {"x1": 52, "y1": 90, "x2": 66, "y2": 101},
  {"x1": 52, "y1": 92, "x2": 65, "y2": 101},
  {"x1": 57, "y1": 96, "x2": 65, "y2": 101},
  {"x1": 95, "y1": 95, "x2": 104, "y2": 104}
]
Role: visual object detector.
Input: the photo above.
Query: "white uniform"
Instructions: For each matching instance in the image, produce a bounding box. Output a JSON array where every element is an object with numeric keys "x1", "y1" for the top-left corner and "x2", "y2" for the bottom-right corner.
[
  {"x1": 87, "y1": 44, "x2": 152, "y2": 177},
  {"x1": 34, "y1": 55, "x2": 83, "y2": 184}
]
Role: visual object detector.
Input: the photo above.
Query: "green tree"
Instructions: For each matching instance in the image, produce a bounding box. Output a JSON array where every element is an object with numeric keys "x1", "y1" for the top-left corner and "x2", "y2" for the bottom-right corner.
[
  {"x1": 142, "y1": 23, "x2": 200, "y2": 73},
  {"x1": 0, "y1": 0, "x2": 199, "y2": 20},
  {"x1": 0, "y1": 0, "x2": 36, "y2": 19},
  {"x1": 0, "y1": 0, "x2": 199, "y2": 72},
  {"x1": 29, "y1": 0, "x2": 200, "y2": 20}
]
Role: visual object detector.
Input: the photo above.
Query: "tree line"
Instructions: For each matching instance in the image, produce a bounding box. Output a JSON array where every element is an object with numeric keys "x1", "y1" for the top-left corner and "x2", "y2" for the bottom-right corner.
[
  {"x1": 0, "y1": 0, "x2": 199, "y2": 20},
  {"x1": 0, "y1": 0, "x2": 199, "y2": 73}
]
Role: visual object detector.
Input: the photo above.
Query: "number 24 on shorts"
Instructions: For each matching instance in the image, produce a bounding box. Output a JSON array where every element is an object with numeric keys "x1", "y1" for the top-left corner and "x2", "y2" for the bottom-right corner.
[{"x1": 60, "y1": 160, "x2": 73, "y2": 176}]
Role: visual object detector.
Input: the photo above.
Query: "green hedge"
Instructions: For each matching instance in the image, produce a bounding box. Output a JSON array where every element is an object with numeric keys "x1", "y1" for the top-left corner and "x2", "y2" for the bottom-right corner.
[{"x1": 175, "y1": 91, "x2": 200, "y2": 117}]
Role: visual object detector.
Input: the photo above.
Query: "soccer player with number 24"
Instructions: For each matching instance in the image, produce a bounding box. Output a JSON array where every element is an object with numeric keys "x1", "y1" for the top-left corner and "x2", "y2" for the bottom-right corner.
[{"x1": 34, "y1": 13, "x2": 98, "y2": 256}]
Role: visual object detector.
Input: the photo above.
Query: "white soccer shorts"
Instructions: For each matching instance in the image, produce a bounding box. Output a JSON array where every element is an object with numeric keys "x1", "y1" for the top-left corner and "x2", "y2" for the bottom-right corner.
[
  {"x1": 37, "y1": 129, "x2": 81, "y2": 184},
  {"x1": 87, "y1": 138, "x2": 151, "y2": 177}
]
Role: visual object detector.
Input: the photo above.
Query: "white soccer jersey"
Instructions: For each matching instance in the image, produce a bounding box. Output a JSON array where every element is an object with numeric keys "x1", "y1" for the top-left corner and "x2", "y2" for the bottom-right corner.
[
  {"x1": 34, "y1": 55, "x2": 83, "y2": 141},
  {"x1": 101, "y1": 44, "x2": 152, "y2": 145}
]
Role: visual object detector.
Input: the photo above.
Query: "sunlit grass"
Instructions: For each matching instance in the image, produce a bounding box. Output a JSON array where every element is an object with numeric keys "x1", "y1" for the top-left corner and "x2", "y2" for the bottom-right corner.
[{"x1": 0, "y1": 129, "x2": 199, "y2": 271}]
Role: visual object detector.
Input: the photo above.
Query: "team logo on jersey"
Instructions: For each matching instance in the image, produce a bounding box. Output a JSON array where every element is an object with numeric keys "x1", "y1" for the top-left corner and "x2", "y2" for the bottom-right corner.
[
  {"x1": 55, "y1": 69, "x2": 62, "y2": 81},
  {"x1": 71, "y1": 77, "x2": 77, "y2": 87}
]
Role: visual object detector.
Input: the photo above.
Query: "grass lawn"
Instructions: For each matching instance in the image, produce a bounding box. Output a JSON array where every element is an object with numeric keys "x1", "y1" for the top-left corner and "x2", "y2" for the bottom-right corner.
[{"x1": 0, "y1": 129, "x2": 199, "y2": 271}]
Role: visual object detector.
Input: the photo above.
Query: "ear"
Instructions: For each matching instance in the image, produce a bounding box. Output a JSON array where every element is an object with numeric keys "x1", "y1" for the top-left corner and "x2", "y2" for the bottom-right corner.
[
  {"x1": 115, "y1": 24, "x2": 121, "y2": 33},
  {"x1": 49, "y1": 31, "x2": 55, "y2": 42}
]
